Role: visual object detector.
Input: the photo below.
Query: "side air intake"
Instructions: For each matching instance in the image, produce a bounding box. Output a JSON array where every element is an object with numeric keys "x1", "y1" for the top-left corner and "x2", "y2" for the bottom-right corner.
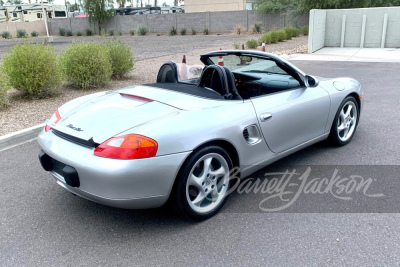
[{"x1": 243, "y1": 125, "x2": 262, "y2": 145}]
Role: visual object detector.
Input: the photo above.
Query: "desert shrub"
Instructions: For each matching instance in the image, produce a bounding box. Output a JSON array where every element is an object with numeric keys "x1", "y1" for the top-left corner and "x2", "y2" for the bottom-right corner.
[
  {"x1": 138, "y1": 27, "x2": 148, "y2": 36},
  {"x1": 129, "y1": 29, "x2": 135, "y2": 35},
  {"x1": 292, "y1": 27, "x2": 300, "y2": 37},
  {"x1": 61, "y1": 41, "x2": 112, "y2": 89},
  {"x1": 252, "y1": 22, "x2": 262, "y2": 34},
  {"x1": 232, "y1": 42, "x2": 240, "y2": 50},
  {"x1": 300, "y1": 25, "x2": 309, "y2": 35},
  {"x1": 59, "y1": 28, "x2": 66, "y2": 36},
  {"x1": 16, "y1": 29, "x2": 27, "y2": 38},
  {"x1": 103, "y1": 39, "x2": 134, "y2": 78},
  {"x1": 233, "y1": 24, "x2": 246, "y2": 35},
  {"x1": 276, "y1": 29, "x2": 287, "y2": 42},
  {"x1": 246, "y1": 39, "x2": 258, "y2": 49},
  {"x1": 269, "y1": 31, "x2": 279, "y2": 43},
  {"x1": 118, "y1": 31, "x2": 123, "y2": 36},
  {"x1": 170, "y1": 26, "x2": 177, "y2": 36},
  {"x1": 283, "y1": 27, "x2": 293, "y2": 40},
  {"x1": 31, "y1": 31, "x2": 39, "y2": 37},
  {"x1": 0, "y1": 66, "x2": 11, "y2": 109},
  {"x1": 85, "y1": 28, "x2": 93, "y2": 36},
  {"x1": 108, "y1": 29, "x2": 115, "y2": 36},
  {"x1": 180, "y1": 28, "x2": 187, "y2": 36},
  {"x1": 1, "y1": 31, "x2": 11, "y2": 39},
  {"x1": 261, "y1": 31, "x2": 275, "y2": 44},
  {"x1": 76, "y1": 31, "x2": 82, "y2": 36},
  {"x1": 66, "y1": 30, "x2": 73, "y2": 36},
  {"x1": 191, "y1": 29, "x2": 197, "y2": 35},
  {"x1": 203, "y1": 28, "x2": 209, "y2": 35},
  {"x1": 2, "y1": 43, "x2": 63, "y2": 97}
]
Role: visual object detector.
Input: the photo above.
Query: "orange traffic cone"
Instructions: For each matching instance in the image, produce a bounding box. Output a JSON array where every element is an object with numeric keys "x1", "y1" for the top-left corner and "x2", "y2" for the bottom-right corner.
[
  {"x1": 180, "y1": 55, "x2": 188, "y2": 81},
  {"x1": 261, "y1": 42, "x2": 266, "y2": 52},
  {"x1": 218, "y1": 48, "x2": 224, "y2": 66}
]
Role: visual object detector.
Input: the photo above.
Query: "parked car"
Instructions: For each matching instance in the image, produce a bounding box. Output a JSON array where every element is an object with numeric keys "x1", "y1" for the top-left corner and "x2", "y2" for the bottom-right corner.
[{"x1": 38, "y1": 50, "x2": 363, "y2": 220}]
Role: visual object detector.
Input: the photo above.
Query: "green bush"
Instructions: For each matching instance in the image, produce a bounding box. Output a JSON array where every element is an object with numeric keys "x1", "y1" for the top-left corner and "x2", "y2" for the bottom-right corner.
[
  {"x1": 300, "y1": 26, "x2": 309, "y2": 35},
  {"x1": 1, "y1": 31, "x2": 11, "y2": 39},
  {"x1": 246, "y1": 39, "x2": 258, "y2": 49},
  {"x1": 118, "y1": 31, "x2": 123, "y2": 36},
  {"x1": 138, "y1": 27, "x2": 148, "y2": 36},
  {"x1": 129, "y1": 29, "x2": 135, "y2": 35},
  {"x1": 191, "y1": 29, "x2": 197, "y2": 35},
  {"x1": 276, "y1": 29, "x2": 287, "y2": 42},
  {"x1": 16, "y1": 29, "x2": 27, "y2": 38},
  {"x1": 170, "y1": 26, "x2": 177, "y2": 36},
  {"x1": 103, "y1": 39, "x2": 134, "y2": 78},
  {"x1": 66, "y1": 30, "x2": 73, "y2": 36},
  {"x1": 283, "y1": 27, "x2": 293, "y2": 40},
  {"x1": 292, "y1": 28, "x2": 300, "y2": 37},
  {"x1": 85, "y1": 28, "x2": 93, "y2": 36},
  {"x1": 232, "y1": 42, "x2": 240, "y2": 50},
  {"x1": 61, "y1": 41, "x2": 112, "y2": 89},
  {"x1": 261, "y1": 32, "x2": 272, "y2": 44},
  {"x1": 203, "y1": 28, "x2": 209, "y2": 35},
  {"x1": 180, "y1": 28, "x2": 187, "y2": 36},
  {"x1": 2, "y1": 43, "x2": 63, "y2": 97},
  {"x1": 270, "y1": 31, "x2": 279, "y2": 43},
  {"x1": 59, "y1": 28, "x2": 66, "y2": 36},
  {"x1": 0, "y1": 66, "x2": 11, "y2": 109},
  {"x1": 31, "y1": 31, "x2": 39, "y2": 37},
  {"x1": 108, "y1": 29, "x2": 115, "y2": 36},
  {"x1": 77, "y1": 31, "x2": 82, "y2": 36}
]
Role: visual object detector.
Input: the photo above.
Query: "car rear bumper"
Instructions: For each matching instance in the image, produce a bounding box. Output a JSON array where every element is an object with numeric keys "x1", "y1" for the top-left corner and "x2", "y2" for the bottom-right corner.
[{"x1": 38, "y1": 129, "x2": 191, "y2": 209}]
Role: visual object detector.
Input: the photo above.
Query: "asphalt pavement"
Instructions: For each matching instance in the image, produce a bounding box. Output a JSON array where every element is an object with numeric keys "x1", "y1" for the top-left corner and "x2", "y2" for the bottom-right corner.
[{"x1": 1, "y1": 60, "x2": 400, "y2": 266}]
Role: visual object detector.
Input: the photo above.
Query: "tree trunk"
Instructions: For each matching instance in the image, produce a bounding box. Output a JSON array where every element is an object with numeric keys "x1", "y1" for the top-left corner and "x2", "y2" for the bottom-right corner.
[
  {"x1": 141, "y1": 0, "x2": 143, "y2": 7},
  {"x1": 154, "y1": 0, "x2": 157, "y2": 7},
  {"x1": 174, "y1": 0, "x2": 177, "y2": 6}
]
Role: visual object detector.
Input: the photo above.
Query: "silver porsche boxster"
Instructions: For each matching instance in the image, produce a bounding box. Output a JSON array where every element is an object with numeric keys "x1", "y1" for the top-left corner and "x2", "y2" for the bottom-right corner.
[{"x1": 38, "y1": 50, "x2": 363, "y2": 220}]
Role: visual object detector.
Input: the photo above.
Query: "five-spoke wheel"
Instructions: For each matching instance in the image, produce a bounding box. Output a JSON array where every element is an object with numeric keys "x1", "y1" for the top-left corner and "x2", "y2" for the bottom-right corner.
[
  {"x1": 329, "y1": 96, "x2": 359, "y2": 146},
  {"x1": 172, "y1": 146, "x2": 233, "y2": 220}
]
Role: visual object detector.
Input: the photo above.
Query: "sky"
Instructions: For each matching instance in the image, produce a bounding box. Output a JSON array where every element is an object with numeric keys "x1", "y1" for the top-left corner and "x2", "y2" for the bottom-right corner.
[{"x1": 52, "y1": 0, "x2": 178, "y2": 7}]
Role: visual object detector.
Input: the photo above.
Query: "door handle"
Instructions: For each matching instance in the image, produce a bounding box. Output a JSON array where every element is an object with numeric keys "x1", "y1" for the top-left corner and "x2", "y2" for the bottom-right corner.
[{"x1": 260, "y1": 113, "x2": 273, "y2": 122}]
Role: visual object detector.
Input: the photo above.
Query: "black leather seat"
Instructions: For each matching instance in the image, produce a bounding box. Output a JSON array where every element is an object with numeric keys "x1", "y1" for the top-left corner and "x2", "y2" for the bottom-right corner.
[
  {"x1": 157, "y1": 62, "x2": 178, "y2": 83},
  {"x1": 198, "y1": 65, "x2": 242, "y2": 100}
]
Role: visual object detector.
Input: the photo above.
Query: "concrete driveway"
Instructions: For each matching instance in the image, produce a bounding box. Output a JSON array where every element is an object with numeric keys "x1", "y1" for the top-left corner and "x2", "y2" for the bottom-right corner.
[
  {"x1": 286, "y1": 47, "x2": 400, "y2": 62},
  {"x1": 0, "y1": 60, "x2": 399, "y2": 266}
]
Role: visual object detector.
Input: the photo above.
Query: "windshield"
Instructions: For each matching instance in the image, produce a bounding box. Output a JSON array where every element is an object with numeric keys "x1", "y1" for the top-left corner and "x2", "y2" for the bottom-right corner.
[{"x1": 208, "y1": 55, "x2": 289, "y2": 75}]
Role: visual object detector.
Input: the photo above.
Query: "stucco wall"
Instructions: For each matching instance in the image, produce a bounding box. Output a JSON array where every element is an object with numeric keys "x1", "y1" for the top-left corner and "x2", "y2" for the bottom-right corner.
[
  {"x1": 0, "y1": 20, "x2": 46, "y2": 37},
  {"x1": 308, "y1": 6, "x2": 400, "y2": 52}
]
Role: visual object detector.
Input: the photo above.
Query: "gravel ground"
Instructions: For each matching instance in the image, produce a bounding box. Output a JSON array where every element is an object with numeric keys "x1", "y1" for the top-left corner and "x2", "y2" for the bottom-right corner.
[{"x1": 0, "y1": 34, "x2": 308, "y2": 136}]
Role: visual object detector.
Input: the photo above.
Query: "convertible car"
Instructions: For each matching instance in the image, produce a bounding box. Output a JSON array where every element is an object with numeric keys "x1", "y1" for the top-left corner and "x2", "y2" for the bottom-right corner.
[{"x1": 38, "y1": 50, "x2": 363, "y2": 220}]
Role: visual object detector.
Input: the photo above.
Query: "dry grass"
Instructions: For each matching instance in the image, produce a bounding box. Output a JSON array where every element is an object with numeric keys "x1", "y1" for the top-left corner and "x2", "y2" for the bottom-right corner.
[{"x1": 232, "y1": 24, "x2": 247, "y2": 35}]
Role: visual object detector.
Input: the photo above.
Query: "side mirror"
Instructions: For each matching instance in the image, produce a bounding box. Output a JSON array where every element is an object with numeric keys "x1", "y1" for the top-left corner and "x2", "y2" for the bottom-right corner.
[{"x1": 305, "y1": 75, "x2": 319, "y2": 88}]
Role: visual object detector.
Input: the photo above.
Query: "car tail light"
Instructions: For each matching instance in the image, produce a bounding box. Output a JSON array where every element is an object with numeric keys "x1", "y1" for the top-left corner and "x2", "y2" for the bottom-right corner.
[
  {"x1": 45, "y1": 110, "x2": 61, "y2": 132},
  {"x1": 94, "y1": 134, "x2": 158, "y2": 160}
]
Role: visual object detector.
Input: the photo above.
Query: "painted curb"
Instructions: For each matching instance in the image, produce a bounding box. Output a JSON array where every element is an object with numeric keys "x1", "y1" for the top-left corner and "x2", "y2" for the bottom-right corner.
[{"x1": 0, "y1": 123, "x2": 44, "y2": 152}]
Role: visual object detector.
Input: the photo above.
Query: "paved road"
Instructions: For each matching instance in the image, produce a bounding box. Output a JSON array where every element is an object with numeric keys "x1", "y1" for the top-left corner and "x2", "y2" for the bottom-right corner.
[{"x1": 1, "y1": 61, "x2": 399, "y2": 266}]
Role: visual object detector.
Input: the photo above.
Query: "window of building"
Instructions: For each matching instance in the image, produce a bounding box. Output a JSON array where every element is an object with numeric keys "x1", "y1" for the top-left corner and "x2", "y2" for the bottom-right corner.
[{"x1": 54, "y1": 11, "x2": 66, "y2": 17}]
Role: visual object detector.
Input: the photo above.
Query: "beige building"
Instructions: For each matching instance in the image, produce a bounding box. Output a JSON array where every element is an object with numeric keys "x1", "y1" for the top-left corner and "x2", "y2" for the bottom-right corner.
[{"x1": 184, "y1": 0, "x2": 254, "y2": 13}]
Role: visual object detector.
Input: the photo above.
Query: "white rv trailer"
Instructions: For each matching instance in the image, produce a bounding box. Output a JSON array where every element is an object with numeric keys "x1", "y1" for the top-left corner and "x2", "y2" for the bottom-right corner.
[{"x1": 0, "y1": 4, "x2": 67, "y2": 22}]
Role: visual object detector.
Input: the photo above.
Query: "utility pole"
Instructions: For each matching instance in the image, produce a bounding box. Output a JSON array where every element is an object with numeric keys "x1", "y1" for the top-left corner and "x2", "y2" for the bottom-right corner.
[{"x1": 40, "y1": 0, "x2": 52, "y2": 42}]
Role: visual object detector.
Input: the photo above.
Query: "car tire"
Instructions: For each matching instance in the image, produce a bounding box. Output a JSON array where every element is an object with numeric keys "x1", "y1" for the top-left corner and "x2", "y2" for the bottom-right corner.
[
  {"x1": 328, "y1": 96, "x2": 359, "y2": 146},
  {"x1": 172, "y1": 146, "x2": 234, "y2": 221}
]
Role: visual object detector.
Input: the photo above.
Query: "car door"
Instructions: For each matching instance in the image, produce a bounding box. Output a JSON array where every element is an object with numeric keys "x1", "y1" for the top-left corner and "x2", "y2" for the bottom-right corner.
[{"x1": 251, "y1": 86, "x2": 330, "y2": 153}]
